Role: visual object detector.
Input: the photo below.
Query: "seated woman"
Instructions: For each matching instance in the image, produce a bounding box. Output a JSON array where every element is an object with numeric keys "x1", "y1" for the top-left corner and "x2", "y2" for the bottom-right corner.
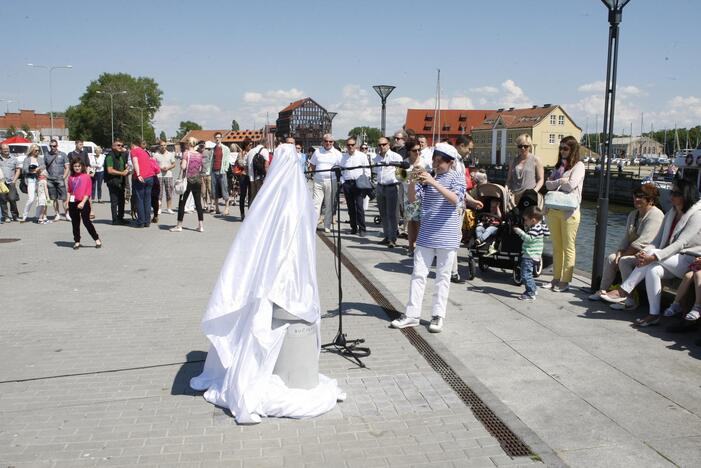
[
  {"x1": 589, "y1": 183, "x2": 664, "y2": 308},
  {"x1": 602, "y1": 178, "x2": 701, "y2": 326}
]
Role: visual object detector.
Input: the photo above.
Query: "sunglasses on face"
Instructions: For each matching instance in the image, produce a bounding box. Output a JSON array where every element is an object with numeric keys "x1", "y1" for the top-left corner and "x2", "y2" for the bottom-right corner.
[
  {"x1": 324, "y1": 140, "x2": 333, "y2": 144},
  {"x1": 379, "y1": 143, "x2": 389, "y2": 147},
  {"x1": 50, "y1": 144, "x2": 57, "y2": 148},
  {"x1": 347, "y1": 143, "x2": 356, "y2": 147},
  {"x1": 559, "y1": 146, "x2": 570, "y2": 151},
  {"x1": 517, "y1": 145, "x2": 530, "y2": 149}
]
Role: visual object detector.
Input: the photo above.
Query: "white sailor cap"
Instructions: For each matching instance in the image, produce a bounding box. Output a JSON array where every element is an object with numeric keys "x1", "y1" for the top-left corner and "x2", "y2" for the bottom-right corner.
[{"x1": 433, "y1": 142, "x2": 459, "y2": 160}]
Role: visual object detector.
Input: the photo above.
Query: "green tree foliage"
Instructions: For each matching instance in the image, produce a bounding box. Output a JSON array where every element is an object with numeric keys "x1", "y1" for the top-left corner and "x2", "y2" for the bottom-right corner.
[
  {"x1": 231, "y1": 119, "x2": 240, "y2": 131},
  {"x1": 5, "y1": 125, "x2": 16, "y2": 137},
  {"x1": 175, "y1": 121, "x2": 202, "y2": 140},
  {"x1": 21, "y1": 124, "x2": 31, "y2": 135},
  {"x1": 347, "y1": 126, "x2": 381, "y2": 146},
  {"x1": 65, "y1": 73, "x2": 163, "y2": 147}
]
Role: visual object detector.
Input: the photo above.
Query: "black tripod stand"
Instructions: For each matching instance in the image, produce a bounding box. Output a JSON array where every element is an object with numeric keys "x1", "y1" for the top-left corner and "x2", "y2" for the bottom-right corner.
[{"x1": 307, "y1": 165, "x2": 371, "y2": 367}]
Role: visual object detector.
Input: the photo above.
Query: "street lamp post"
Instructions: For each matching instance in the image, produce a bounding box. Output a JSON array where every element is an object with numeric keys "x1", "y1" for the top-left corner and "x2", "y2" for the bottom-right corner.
[
  {"x1": 327, "y1": 111, "x2": 337, "y2": 135},
  {"x1": 0, "y1": 99, "x2": 14, "y2": 113},
  {"x1": 27, "y1": 63, "x2": 73, "y2": 139},
  {"x1": 372, "y1": 85, "x2": 396, "y2": 136},
  {"x1": 130, "y1": 105, "x2": 156, "y2": 141},
  {"x1": 96, "y1": 90, "x2": 128, "y2": 143},
  {"x1": 591, "y1": 0, "x2": 632, "y2": 292}
]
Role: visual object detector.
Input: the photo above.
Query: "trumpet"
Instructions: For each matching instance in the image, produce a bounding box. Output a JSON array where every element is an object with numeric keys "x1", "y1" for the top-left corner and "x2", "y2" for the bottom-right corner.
[{"x1": 407, "y1": 166, "x2": 425, "y2": 183}]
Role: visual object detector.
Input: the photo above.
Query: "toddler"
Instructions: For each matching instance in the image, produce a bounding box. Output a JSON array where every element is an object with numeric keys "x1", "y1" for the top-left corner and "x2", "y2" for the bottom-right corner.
[{"x1": 513, "y1": 206, "x2": 550, "y2": 300}]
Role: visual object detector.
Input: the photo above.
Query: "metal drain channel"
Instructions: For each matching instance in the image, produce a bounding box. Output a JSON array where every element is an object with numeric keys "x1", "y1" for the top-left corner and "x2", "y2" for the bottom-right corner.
[{"x1": 318, "y1": 232, "x2": 533, "y2": 458}]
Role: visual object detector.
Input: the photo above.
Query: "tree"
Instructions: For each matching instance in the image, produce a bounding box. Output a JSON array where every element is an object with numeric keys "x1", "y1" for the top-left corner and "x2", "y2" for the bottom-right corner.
[
  {"x1": 159, "y1": 130, "x2": 167, "y2": 141},
  {"x1": 231, "y1": 119, "x2": 240, "y2": 131},
  {"x1": 348, "y1": 126, "x2": 381, "y2": 146},
  {"x1": 5, "y1": 125, "x2": 16, "y2": 137},
  {"x1": 175, "y1": 121, "x2": 202, "y2": 140},
  {"x1": 65, "y1": 72, "x2": 163, "y2": 147}
]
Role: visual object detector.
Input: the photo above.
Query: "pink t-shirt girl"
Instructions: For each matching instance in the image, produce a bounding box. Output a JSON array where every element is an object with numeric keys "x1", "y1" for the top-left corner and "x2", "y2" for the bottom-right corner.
[{"x1": 67, "y1": 173, "x2": 92, "y2": 201}]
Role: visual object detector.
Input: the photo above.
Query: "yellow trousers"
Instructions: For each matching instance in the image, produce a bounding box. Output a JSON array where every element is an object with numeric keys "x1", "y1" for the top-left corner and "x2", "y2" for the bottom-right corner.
[{"x1": 547, "y1": 209, "x2": 581, "y2": 283}]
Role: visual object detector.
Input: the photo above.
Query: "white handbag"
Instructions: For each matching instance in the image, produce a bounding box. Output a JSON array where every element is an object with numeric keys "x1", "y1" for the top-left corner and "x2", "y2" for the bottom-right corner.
[
  {"x1": 174, "y1": 153, "x2": 190, "y2": 195},
  {"x1": 544, "y1": 188, "x2": 578, "y2": 211}
]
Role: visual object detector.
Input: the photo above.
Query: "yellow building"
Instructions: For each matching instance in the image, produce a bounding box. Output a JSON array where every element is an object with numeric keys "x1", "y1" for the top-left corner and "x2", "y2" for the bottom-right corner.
[{"x1": 471, "y1": 105, "x2": 581, "y2": 167}]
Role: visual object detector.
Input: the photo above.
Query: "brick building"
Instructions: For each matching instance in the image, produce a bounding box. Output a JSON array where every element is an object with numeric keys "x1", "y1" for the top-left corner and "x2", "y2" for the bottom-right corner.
[
  {"x1": 404, "y1": 109, "x2": 493, "y2": 145},
  {"x1": 0, "y1": 109, "x2": 69, "y2": 140}
]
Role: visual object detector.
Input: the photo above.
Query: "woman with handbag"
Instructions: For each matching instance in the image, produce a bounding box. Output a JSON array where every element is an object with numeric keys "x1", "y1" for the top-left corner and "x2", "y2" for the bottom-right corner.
[
  {"x1": 170, "y1": 137, "x2": 205, "y2": 232},
  {"x1": 20, "y1": 144, "x2": 46, "y2": 223},
  {"x1": 543, "y1": 136, "x2": 585, "y2": 292}
]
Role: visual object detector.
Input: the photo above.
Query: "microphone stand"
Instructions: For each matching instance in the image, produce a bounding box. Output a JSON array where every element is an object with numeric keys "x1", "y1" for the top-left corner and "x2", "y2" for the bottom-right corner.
[{"x1": 305, "y1": 163, "x2": 404, "y2": 368}]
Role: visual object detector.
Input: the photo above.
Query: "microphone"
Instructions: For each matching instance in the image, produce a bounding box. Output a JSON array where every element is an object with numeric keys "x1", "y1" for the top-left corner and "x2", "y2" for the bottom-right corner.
[{"x1": 380, "y1": 160, "x2": 411, "y2": 169}]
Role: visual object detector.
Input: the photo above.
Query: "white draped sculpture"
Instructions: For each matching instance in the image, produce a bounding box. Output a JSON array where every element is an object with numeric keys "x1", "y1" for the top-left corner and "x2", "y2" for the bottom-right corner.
[{"x1": 190, "y1": 143, "x2": 344, "y2": 423}]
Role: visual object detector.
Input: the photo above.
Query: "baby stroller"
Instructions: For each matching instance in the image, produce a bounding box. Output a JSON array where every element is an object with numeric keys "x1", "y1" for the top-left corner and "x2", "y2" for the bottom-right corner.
[{"x1": 467, "y1": 184, "x2": 544, "y2": 285}]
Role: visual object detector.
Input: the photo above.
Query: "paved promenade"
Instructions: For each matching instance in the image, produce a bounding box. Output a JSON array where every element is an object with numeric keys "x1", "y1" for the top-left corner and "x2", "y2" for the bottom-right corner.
[
  {"x1": 0, "y1": 203, "x2": 542, "y2": 468},
  {"x1": 1, "y1": 198, "x2": 700, "y2": 467}
]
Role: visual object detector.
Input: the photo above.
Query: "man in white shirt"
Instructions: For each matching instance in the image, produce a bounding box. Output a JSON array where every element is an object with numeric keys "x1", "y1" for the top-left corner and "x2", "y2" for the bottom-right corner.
[
  {"x1": 154, "y1": 140, "x2": 177, "y2": 214},
  {"x1": 246, "y1": 141, "x2": 270, "y2": 203},
  {"x1": 373, "y1": 137, "x2": 403, "y2": 248},
  {"x1": 418, "y1": 136, "x2": 433, "y2": 168},
  {"x1": 309, "y1": 133, "x2": 341, "y2": 233},
  {"x1": 340, "y1": 137, "x2": 370, "y2": 236}
]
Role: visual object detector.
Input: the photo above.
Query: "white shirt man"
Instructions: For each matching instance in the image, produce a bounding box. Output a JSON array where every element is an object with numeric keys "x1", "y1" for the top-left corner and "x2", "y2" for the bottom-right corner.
[
  {"x1": 309, "y1": 135, "x2": 341, "y2": 233},
  {"x1": 340, "y1": 139, "x2": 370, "y2": 235},
  {"x1": 373, "y1": 138, "x2": 403, "y2": 247}
]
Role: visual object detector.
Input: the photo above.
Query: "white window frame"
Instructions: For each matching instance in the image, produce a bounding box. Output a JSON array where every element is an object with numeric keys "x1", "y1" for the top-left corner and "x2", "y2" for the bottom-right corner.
[
  {"x1": 550, "y1": 115, "x2": 557, "y2": 125},
  {"x1": 549, "y1": 134, "x2": 556, "y2": 144},
  {"x1": 558, "y1": 115, "x2": 565, "y2": 126}
]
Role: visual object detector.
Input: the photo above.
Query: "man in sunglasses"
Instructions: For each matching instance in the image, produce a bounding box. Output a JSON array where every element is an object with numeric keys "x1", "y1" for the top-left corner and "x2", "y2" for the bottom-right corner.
[
  {"x1": 104, "y1": 139, "x2": 130, "y2": 224},
  {"x1": 374, "y1": 137, "x2": 404, "y2": 248},
  {"x1": 44, "y1": 139, "x2": 70, "y2": 221},
  {"x1": 309, "y1": 133, "x2": 341, "y2": 233}
]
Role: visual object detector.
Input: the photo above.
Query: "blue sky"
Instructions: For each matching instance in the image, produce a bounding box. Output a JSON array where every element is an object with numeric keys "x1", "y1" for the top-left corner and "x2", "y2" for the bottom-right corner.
[{"x1": 2, "y1": 0, "x2": 699, "y2": 138}]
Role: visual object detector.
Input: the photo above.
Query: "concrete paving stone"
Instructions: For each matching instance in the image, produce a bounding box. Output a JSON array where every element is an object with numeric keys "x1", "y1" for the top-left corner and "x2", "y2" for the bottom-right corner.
[
  {"x1": 178, "y1": 450, "x2": 220, "y2": 462},
  {"x1": 645, "y1": 435, "x2": 701, "y2": 467},
  {"x1": 241, "y1": 455, "x2": 284, "y2": 467},
  {"x1": 558, "y1": 442, "x2": 675, "y2": 468}
]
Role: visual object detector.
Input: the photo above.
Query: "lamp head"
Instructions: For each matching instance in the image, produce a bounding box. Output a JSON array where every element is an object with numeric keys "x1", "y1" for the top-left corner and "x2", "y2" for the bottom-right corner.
[{"x1": 373, "y1": 85, "x2": 396, "y2": 100}]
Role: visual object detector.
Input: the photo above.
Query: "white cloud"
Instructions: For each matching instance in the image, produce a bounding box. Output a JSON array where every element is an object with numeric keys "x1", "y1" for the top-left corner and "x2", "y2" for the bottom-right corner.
[
  {"x1": 499, "y1": 79, "x2": 531, "y2": 108},
  {"x1": 577, "y1": 81, "x2": 605, "y2": 93},
  {"x1": 243, "y1": 88, "x2": 304, "y2": 104},
  {"x1": 469, "y1": 86, "x2": 499, "y2": 94}
]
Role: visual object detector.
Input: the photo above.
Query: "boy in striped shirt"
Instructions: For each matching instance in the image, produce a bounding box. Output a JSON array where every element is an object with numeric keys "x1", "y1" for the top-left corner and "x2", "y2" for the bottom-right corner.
[
  {"x1": 513, "y1": 206, "x2": 550, "y2": 300},
  {"x1": 391, "y1": 143, "x2": 466, "y2": 333}
]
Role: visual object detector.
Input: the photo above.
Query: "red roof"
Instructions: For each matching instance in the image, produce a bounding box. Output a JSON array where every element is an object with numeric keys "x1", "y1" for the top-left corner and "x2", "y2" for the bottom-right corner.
[
  {"x1": 180, "y1": 129, "x2": 264, "y2": 144},
  {"x1": 405, "y1": 109, "x2": 493, "y2": 137},
  {"x1": 280, "y1": 99, "x2": 307, "y2": 113}
]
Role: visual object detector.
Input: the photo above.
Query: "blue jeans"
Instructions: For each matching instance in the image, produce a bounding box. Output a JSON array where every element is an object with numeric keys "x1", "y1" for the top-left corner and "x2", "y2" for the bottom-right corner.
[
  {"x1": 521, "y1": 256, "x2": 536, "y2": 297},
  {"x1": 132, "y1": 176, "x2": 154, "y2": 226}
]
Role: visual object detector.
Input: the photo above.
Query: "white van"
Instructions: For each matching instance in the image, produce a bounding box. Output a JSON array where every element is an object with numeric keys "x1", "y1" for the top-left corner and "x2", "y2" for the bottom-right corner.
[
  {"x1": 8, "y1": 143, "x2": 50, "y2": 165},
  {"x1": 56, "y1": 140, "x2": 98, "y2": 158}
]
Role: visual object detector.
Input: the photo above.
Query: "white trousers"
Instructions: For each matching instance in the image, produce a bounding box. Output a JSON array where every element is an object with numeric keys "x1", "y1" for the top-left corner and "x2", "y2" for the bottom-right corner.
[
  {"x1": 621, "y1": 253, "x2": 694, "y2": 315},
  {"x1": 405, "y1": 246, "x2": 456, "y2": 319},
  {"x1": 313, "y1": 179, "x2": 336, "y2": 229},
  {"x1": 22, "y1": 178, "x2": 38, "y2": 219}
]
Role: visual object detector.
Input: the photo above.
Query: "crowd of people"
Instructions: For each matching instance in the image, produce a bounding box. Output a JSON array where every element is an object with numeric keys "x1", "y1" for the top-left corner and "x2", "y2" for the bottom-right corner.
[{"x1": 2, "y1": 131, "x2": 700, "y2": 342}]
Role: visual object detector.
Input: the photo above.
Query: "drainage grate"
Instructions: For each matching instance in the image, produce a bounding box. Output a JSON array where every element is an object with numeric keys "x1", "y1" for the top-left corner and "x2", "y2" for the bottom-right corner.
[
  {"x1": 0, "y1": 238, "x2": 20, "y2": 243},
  {"x1": 318, "y1": 232, "x2": 533, "y2": 458}
]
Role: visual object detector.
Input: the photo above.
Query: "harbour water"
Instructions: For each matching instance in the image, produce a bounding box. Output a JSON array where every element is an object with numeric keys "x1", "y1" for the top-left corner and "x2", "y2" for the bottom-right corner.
[{"x1": 558, "y1": 200, "x2": 630, "y2": 274}]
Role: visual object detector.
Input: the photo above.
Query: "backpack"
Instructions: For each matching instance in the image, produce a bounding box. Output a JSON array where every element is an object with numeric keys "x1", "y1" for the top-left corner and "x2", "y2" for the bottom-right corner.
[{"x1": 252, "y1": 148, "x2": 267, "y2": 179}]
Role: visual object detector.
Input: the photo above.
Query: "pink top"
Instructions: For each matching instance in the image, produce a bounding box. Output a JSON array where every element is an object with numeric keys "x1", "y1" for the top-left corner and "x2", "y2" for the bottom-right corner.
[
  {"x1": 131, "y1": 147, "x2": 159, "y2": 178},
  {"x1": 183, "y1": 150, "x2": 204, "y2": 178},
  {"x1": 67, "y1": 173, "x2": 92, "y2": 201}
]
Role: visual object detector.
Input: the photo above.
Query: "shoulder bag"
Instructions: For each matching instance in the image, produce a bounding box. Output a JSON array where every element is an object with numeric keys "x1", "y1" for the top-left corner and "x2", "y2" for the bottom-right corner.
[
  {"x1": 544, "y1": 187, "x2": 578, "y2": 211},
  {"x1": 174, "y1": 153, "x2": 191, "y2": 196}
]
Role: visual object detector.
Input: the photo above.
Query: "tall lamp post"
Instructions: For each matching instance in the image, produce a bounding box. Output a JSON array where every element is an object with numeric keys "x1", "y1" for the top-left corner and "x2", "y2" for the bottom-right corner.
[
  {"x1": 373, "y1": 85, "x2": 395, "y2": 137},
  {"x1": 327, "y1": 111, "x2": 337, "y2": 136},
  {"x1": 591, "y1": 0, "x2": 632, "y2": 292},
  {"x1": 130, "y1": 105, "x2": 156, "y2": 141},
  {"x1": 0, "y1": 99, "x2": 14, "y2": 113},
  {"x1": 27, "y1": 63, "x2": 73, "y2": 139},
  {"x1": 96, "y1": 90, "x2": 128, "y2": 143}
]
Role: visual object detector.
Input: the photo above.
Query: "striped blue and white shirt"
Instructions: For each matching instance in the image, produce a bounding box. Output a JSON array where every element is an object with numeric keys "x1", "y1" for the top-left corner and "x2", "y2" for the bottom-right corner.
[{"x1": 416, "y1": 171, "x2": 466, "y2": 249}]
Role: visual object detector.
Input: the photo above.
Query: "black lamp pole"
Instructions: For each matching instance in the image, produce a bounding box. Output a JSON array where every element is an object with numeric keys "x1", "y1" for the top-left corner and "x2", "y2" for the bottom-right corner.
[
  {"x1": 591, "y1": 0, "x2": 631, "y2": 291},
  {"x1": 373, "y1": 85, "x2": 395, "y2": 136}
]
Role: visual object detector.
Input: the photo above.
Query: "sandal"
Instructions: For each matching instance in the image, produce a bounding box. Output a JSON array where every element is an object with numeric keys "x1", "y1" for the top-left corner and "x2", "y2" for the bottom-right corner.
[
  {"x1": 73, "y1": 242, "x2": 80, "y2": 250},
  {"x1": 169, "y1": 226, "x2": 182, "y2": 232}
]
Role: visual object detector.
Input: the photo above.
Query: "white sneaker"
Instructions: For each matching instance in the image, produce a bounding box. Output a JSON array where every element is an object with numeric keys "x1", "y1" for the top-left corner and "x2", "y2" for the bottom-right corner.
[
  {"x1": 65, "y1": 213, "x2": 72, "y2": 221},
  {"x1": 428, "y1": 316, "x2": 443, "y2": 333},
  {"x1": 324, "y1": 228, "x2": 331, "y2": 233},
  {"x1": 390, "y1": 315, "x2": 419, "y2": 329},
  {"x1": 166, "y1": 209, "x2": 176, "y2": 214}
]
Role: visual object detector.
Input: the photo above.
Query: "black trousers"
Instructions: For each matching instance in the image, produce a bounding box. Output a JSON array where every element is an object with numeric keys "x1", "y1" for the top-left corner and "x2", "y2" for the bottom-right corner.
[
  {"x1": 237, "y1": 175, "x2": 250, "y2": 217},
  {"x1": 69, "y1": 201, "x2": 99, "y2": 242},
  {"x1": 0, "y1": 182, "x2": 19, "y2": 219},
  {"x1": 177, "y1": 179, "x2": 204, "y2": 222},
  {"x1": 377, "y1": 183, "x2": 398, "y2": 242},
  {"x1": 107, "y1": 184, "x2": 126, "y2": 222},
  {"x1": 151, "y1": 176, "x2": 160, "y2": 216},
  {"x1": 342, "y1": 180, "x2": 366, "y2": 232}
]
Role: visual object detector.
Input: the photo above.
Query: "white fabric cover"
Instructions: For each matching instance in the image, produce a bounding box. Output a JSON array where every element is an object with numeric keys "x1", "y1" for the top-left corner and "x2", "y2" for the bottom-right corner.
[{"x1": 190, "y1": 143, "x2": 344, "y2": 423}]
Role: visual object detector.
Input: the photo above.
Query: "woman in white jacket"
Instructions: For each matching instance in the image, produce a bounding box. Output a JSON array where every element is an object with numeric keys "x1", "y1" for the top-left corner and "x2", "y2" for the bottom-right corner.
[{"x1": 603, "y1": 178, "x2": 701, "y2": 327}]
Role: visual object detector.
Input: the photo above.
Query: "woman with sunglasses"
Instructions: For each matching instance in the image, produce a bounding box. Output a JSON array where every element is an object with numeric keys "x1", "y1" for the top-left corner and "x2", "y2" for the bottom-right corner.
[
  {"x1": 19, "y1": 144, "x2": 46, "y2": 222},
  {"x1": 65, "y1": 158, "x2": 101, "y2": 249},
  {"x1": 506, "y1": 134, "x2": 544, "y2": 202},
  {"x1": 602, "y1": 178, "x2": 701, "y2": 326},
  {"x1": 588, "y1": 183, "x2": 664, "y2": 306},
  {"x1": 544, "y1": 136, "x2": 585, "y2": 292}
]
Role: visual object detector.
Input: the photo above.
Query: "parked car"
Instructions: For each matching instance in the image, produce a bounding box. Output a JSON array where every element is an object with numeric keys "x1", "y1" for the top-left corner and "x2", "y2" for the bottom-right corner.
[{"x1": 657, "y1": 155, "x2": 670, "y2": 165}]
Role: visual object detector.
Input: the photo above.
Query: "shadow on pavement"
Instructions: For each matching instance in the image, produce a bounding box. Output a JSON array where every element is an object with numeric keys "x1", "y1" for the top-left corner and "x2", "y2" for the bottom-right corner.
[
  {"x1": 322, "y1": 300, "x2": 389, "y2": 321},
  {"x1": 171, "y1": 350, "x2": 207, "y2": 396},
  {"x1": 53, "y1": 240, "x2": 75, "y2": 248}
]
